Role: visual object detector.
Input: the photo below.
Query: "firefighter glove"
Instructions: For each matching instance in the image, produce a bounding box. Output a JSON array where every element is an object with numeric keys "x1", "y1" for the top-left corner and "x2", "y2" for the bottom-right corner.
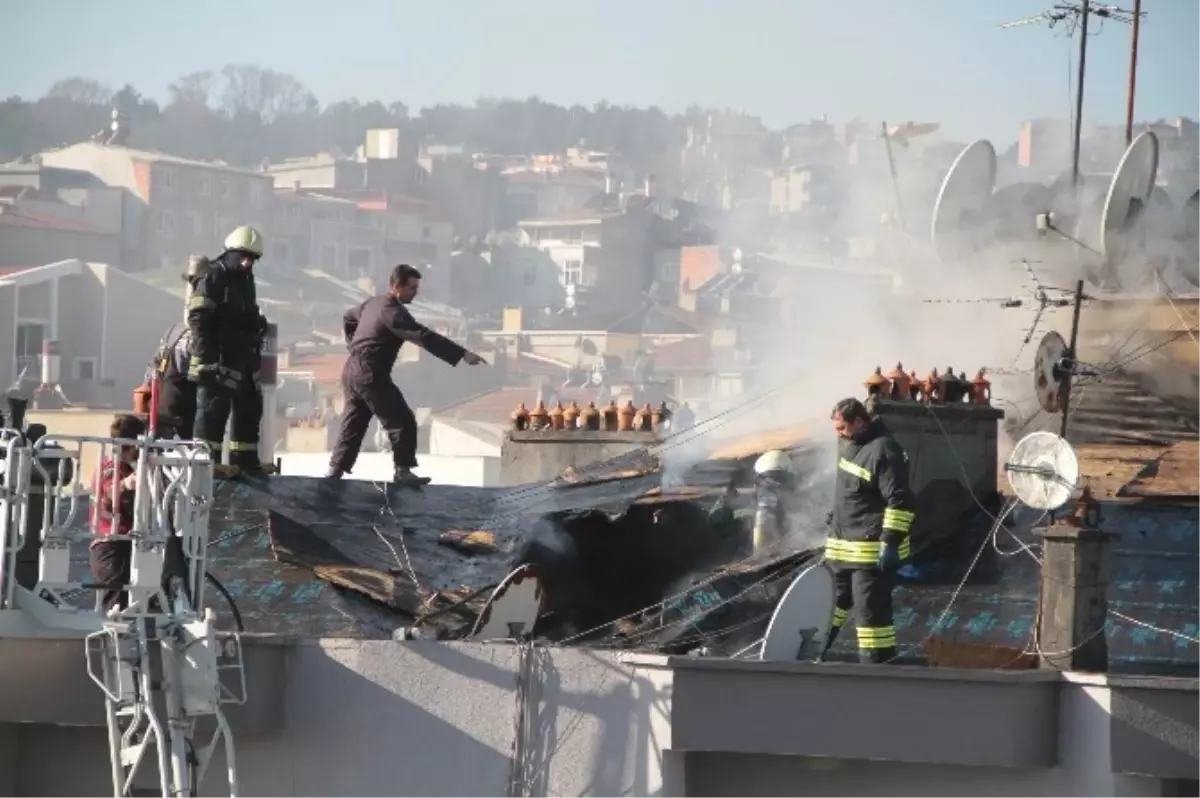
[
  {"x1": 187, "y1": 361, "x2": 220, "y2": 386},
  {"x1": 217, "y1": 366, "x2": 243, "y2": 389},
  {"x1": 878, "y1": 535, "x2": 902, "y2": 574}
]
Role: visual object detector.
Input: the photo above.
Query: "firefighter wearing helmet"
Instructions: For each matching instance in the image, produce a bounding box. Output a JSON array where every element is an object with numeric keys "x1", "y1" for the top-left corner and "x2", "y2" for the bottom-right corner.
[
  {"x1": 185, "y1": 226, "x2": 272, "y2": 475},
  {"x1": 751, "y1": 449, "x2": 795, "y2": 552}
]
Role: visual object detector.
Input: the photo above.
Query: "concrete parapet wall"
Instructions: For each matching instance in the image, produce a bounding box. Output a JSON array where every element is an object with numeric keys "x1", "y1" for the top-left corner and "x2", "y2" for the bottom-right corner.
[{"x1": 500, "y1": 429, "x2": 660, "y2": 486}]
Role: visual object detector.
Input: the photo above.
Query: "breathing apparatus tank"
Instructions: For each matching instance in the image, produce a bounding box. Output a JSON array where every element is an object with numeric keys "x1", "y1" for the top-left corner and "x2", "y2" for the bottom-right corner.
[{"x1": 751, "y1": 449, "x2": 796, "y2": 553}]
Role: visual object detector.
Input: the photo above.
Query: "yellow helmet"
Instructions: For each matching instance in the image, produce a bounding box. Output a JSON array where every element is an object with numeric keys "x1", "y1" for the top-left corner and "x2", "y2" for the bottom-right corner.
[
  {"x1": 223, "y1": 225, "x2": 264, "y2": 257},
  {"x1": 753, "y1": 449, "x2": 793, "y2": 475}
]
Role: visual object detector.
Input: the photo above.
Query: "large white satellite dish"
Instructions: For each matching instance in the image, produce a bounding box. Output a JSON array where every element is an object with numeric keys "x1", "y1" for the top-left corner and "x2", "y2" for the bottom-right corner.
[
  {"x1": 1176, "y1": 190, "x2": 1200, "y2": 288},
  {"x1": 1100, "y1": 131, "x2": 1159, "y2": 268},
  {"x1": 930, "y1": 140, "x2": 997, "y2": 263},
  {"x1": 470, "y1": 564, "x2": 543, "y2": 641},
  {"x1": 758, "y1": 563, "x2": 836, "y2": 662},
  {"x1": 1005, "y1": 431, "x2": 1079, "y2": 511}
]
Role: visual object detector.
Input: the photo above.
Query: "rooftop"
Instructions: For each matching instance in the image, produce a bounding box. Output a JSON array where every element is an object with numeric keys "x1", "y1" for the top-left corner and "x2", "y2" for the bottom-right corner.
[
  {"x1": 42, "y1": 141, "x2": 265, "y2": 177},
  {"x1": 0, "y1": 205, "x2": 108, "y2": 235}
]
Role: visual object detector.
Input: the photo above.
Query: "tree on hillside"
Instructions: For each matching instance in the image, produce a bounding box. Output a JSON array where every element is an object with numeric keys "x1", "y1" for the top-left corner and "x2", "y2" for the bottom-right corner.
[{"x1": 0, "y1": 64, "x2": 699, "y2": 174}]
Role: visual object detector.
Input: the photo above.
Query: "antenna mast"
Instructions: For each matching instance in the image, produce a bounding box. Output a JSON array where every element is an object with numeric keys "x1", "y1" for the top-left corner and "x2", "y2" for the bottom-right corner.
[{"x1": 1001, "y1": 2, "x2": 1144, "y2": 187}]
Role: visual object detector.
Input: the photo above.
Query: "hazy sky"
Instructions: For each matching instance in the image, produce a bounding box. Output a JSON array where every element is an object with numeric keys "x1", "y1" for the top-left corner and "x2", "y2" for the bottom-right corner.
[{"x1": 7, "y1": 0, "x2": 1197, "y2": 144}]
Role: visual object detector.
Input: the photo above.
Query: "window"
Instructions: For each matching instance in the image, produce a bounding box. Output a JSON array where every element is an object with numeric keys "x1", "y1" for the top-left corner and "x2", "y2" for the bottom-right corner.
[
  {"x1": 271, "y1": 240, "x2": 292, "y2": 264},
  {"x1": 286, "y1": 202, "x2": 300, "y2": 217},
  {"x1": 188, "y1": 211, "x2": 204, "y2": 237},
  {"x1": 250, "y1": 182, "x2": 266, "y2": 209},
  {"x1": 320, "y1": 243, "x2": 339, "y2": 269},
  {"x1": 220, "y1": 178, "x2": 232, "y2": 198},
  {"x1": 73, "y1": 358, "x2": 97, "y2": 381},
  {"x1": 421, "y1": 225, "x2": 431, "y2": 239},
  {"x1": 160, "y1": 169, "x2": 177, "y2": 191},
  {"x1": 212, "y1": 215, "x2": 231, "y2": 239},
  {"x1": 158, "y1": 210, "x2": 176, "y2": 236},
  {"x1": 563, "y1": 259, "x2": 583, "y2": 286},
  {"x1": 14, "y1": 322, "x2": 45, "y2": 381},
  {"x1": 199, "y1": 176, "x2": 211, "y2": 197},
  {"x1": 347, "y1": 247, "x2": 372, "y2": 273}
]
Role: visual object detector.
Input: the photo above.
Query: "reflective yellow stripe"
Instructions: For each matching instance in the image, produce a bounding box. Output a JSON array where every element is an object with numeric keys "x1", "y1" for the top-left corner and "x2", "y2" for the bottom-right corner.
[
  {"x1": 882, "y1": 508, "x2": 915, "y2": 533},
  {"x1": 832, "y1": 607, "x2": 849, "y2": 628},
  {"x1": 227, "y1": 440, "x2": 258, "y2": 452},
  {"x1": 199, "y1": 439, "x2": 224, "y2": 450},
  {"x1": 856, "y1": 626, "x2": 897, "y2": 649},
  {"x1": 825, "y1": 536, "x2": 911, "y2": 564},
  {"x1": 838, "y1": 458, "x2": 872, "y2": 482},
  {"x1": 187, "y1": 295, "x2": 215, "y2": 311}
]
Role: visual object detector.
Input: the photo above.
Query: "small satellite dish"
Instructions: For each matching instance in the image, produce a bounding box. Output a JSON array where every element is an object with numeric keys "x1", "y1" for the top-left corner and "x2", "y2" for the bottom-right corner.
[
  {"x1": 930, "y1": 140, "x2": 998, "y2": 263},
  {"x1": 1033, "y1": 331, "x2": 1070, "y2": 414},
  {"x1": 1100, "y1": 131, "x2": 1159, "y2": 268},
  {"x1": 1006, "y1": 431, "x2": 1079, "y2": 511},
  {"x1": 759, "y1": 564, "x2": 836, "y2": 662},
  {"x1": 470, "y1": 565, "x2": 543, "y2": 641}
]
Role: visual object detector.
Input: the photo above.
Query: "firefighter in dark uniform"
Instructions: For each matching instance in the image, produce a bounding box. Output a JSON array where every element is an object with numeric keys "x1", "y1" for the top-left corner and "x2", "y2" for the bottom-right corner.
[
  {"x1": 186, "y1": 226, "x2": 271, "y2": 474},
  {"x1": 327, "y1": 263, "x2": 486, "y2": 486},
  {"x1": 751, "y1": 449, "x2": 795, "y2": 552},
  {"x1": 151, "y1": 326, "x2": 196, "y2": 439},
  {"x1": 824, "y1": 397, "x2": 915, "y2": 663}
]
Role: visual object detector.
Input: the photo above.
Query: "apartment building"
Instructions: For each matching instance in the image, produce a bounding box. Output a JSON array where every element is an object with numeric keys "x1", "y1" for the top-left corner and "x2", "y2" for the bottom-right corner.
[
  {"x1": 0, "y1": 259, "x2": 182, "y2": 406},
  {"x1": 37, "y1": 141, "x2": 272, "y2": 272},
  {"x1": 516, "y1": 206, "x2": 656, "y2": 311}
]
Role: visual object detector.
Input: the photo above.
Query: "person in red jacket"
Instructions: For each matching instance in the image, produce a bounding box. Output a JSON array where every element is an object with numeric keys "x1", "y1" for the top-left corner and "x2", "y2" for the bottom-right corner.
[{"x1": 89, "y1": 414, "x2": 146, "y2": 612}]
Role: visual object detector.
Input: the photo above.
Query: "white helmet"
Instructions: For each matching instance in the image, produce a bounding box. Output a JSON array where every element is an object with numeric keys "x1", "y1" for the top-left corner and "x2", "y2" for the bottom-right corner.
[
  {"x1": 223, "y1": 225, "x2": 264, "y2": 257},
  {"x1": 753, "y1": 449, "x2": 793, "y2": 475}
]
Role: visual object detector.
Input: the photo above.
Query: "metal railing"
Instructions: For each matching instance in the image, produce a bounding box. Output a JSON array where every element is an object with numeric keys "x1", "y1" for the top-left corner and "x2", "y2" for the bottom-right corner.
[{"x1": 6, "y1": 434, "x2": 216, "y2": 616}]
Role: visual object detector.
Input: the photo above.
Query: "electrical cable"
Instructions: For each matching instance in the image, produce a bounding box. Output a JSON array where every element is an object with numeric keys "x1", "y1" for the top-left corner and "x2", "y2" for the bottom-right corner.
[{"x1": 204, "y1": 571, "x2": 244, "y2": 633}]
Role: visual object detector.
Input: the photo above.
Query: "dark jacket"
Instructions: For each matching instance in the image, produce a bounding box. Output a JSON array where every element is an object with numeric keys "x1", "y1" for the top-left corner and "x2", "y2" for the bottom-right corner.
[
  {"x1": 186, "y1": 255, "x2": 266, "y2": 373},
  {"x1": 343, "y1": 295, "x2": 466, "y2": 380},
  {"x1": 827, "y1": 418, "x2": 916, "y2": 568}
]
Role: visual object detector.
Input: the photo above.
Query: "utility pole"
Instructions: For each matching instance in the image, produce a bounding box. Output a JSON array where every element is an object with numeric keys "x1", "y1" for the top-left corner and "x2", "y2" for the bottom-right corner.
[
  {"x1": 1124, "y1": 0, "x2": 1143, "y2": 146},
  {"x1": 880, "y1": 121, "x2": 906, "y2": 232},
  {"x1": 1070, "y1": 0, "x2": 1090, "y2": 187}
]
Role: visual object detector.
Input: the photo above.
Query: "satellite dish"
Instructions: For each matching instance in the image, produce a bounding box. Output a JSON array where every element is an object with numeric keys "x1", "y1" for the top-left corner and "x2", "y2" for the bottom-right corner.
[
  {"x1": 759, "y1": 564, "x2": 836, "y2": 662},
  {"x1": 1100, "y1": 131, "x2": 1159, "y2": 270},
  {"x1": 1005, "y1": 431, "x2": 1079, "y2": 511},
  {"x1": 470, "y1": 564, "x2": 543, "y2": 641},
  {"x1": 1167, "y1": 190, "x2": 1200, "y2": 289},
  {"x1": 1033, "y1": 331, "x2": 1069, "y2": 414},
  {"x1": 930, "y1": 140, "x2": 997, "y2": 263}
]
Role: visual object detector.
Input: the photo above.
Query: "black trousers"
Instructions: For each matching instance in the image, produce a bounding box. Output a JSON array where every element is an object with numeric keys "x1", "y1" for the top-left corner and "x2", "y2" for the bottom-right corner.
[
  {"x1": 89, "y1": 540, "x2": 131, "y2": 612},
  {"x1": 193, "y1": 379, "x2": 263, "y2": 467},
  {"x1": 89, "y1": 538, "x2": 191, "y2": 612},
  {"x1": 831, "y1": 567, "x2": 898, "y2": 663},
  {"x1": 330, "y1": 373, "x2": 418, "y2": 472},
  {"x1": 156, "y1": 376, "x2": 196, "y2": 439}
]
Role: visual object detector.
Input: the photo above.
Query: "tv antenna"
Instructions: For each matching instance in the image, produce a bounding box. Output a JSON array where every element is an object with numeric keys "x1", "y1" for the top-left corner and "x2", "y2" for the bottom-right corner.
[{"x1": 1002, "y1": 2, "x2": 1146, "y2": 187}]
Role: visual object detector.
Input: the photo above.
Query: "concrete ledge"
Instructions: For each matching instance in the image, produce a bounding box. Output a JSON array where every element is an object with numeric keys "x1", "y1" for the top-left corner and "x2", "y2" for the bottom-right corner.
[
  {"x1": 668, "y1": 657, "x2": 1060, "y2": 768},
  {"x1": 0, "y1": 636, "x2": 285, "y2": 734},
  {"x1": 1108, "y1": 681, "x2": 1200, "y2": 779}
]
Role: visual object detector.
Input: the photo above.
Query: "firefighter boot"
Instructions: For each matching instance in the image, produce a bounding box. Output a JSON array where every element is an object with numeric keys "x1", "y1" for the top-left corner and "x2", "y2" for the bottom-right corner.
[{"x1": 393, "y1": 467, "x2": 431, "y2": 487}]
